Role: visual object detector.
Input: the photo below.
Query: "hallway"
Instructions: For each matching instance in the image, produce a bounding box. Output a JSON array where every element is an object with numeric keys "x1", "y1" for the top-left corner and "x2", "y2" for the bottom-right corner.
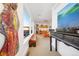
[{"x1": 27, "y1": 34, "x2": 60, "y2": 56}]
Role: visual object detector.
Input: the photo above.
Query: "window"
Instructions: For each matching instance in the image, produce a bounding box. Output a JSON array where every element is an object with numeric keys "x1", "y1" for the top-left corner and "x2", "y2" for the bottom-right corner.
[{"x1": 23, "y1": 7, "x2": 31, "y2": 38}]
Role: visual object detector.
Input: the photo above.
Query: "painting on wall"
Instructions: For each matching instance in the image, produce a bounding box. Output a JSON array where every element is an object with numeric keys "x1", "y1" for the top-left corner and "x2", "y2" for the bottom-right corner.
[
  {"x1": 58, "y1": 3, "x2": 79, "y2": 29},
  {"x1": 0, "y1": 3, "x2": 19, "y2": 56},
  {"x1": 58, "y1": 3, "x2": 79, "y2": 33},
  {"x1": 55, "y1": 3, "x2": 79, "y2": 50}
]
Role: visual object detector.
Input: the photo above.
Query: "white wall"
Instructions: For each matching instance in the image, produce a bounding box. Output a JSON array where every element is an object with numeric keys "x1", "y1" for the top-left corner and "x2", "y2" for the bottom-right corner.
[
  {"x1": 16, "y1": 4, "x2": 34, "y2": 56},
  {"x1": 16, "y1": 3, "x2": 24, "y2": 56},
  {"x1": 52, "y1": 3, "x2": 79, "y2": 56},
  {"x1": 31, "y1": 18, "x2": 35, "y2": 34}
]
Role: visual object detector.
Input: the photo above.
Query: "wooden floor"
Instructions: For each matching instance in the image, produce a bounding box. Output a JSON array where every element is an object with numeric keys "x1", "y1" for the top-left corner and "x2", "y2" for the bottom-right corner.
[{"x1": 27, "y1": 34, "x2": 61, "y2": 56}]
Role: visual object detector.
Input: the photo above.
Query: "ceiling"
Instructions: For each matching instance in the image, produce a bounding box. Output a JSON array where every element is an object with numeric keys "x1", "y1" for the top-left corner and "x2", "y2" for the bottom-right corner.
[{"x1": 23, "y1": 3, "x2": 57, "y2": 25}]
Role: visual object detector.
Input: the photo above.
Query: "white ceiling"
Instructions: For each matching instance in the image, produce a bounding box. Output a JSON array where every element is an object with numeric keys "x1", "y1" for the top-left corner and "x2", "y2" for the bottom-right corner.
[{"x1": 23, "y1": 3, "x2": 57, "y2": 25}]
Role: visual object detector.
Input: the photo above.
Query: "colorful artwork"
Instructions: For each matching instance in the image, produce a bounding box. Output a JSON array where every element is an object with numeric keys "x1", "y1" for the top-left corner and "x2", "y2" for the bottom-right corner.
[
  {"x1": 58, "y1": 3, "x2": 79, "y2": 28},
  {"x1": 0, "y1": 3, "x2": 19, "y2": 56}
]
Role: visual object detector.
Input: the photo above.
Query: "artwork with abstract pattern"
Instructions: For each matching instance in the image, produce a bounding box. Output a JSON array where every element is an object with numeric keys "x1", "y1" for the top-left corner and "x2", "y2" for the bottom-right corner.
[{"x1": 0, "y1": 3, "x2": 19, "y2": 56}]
